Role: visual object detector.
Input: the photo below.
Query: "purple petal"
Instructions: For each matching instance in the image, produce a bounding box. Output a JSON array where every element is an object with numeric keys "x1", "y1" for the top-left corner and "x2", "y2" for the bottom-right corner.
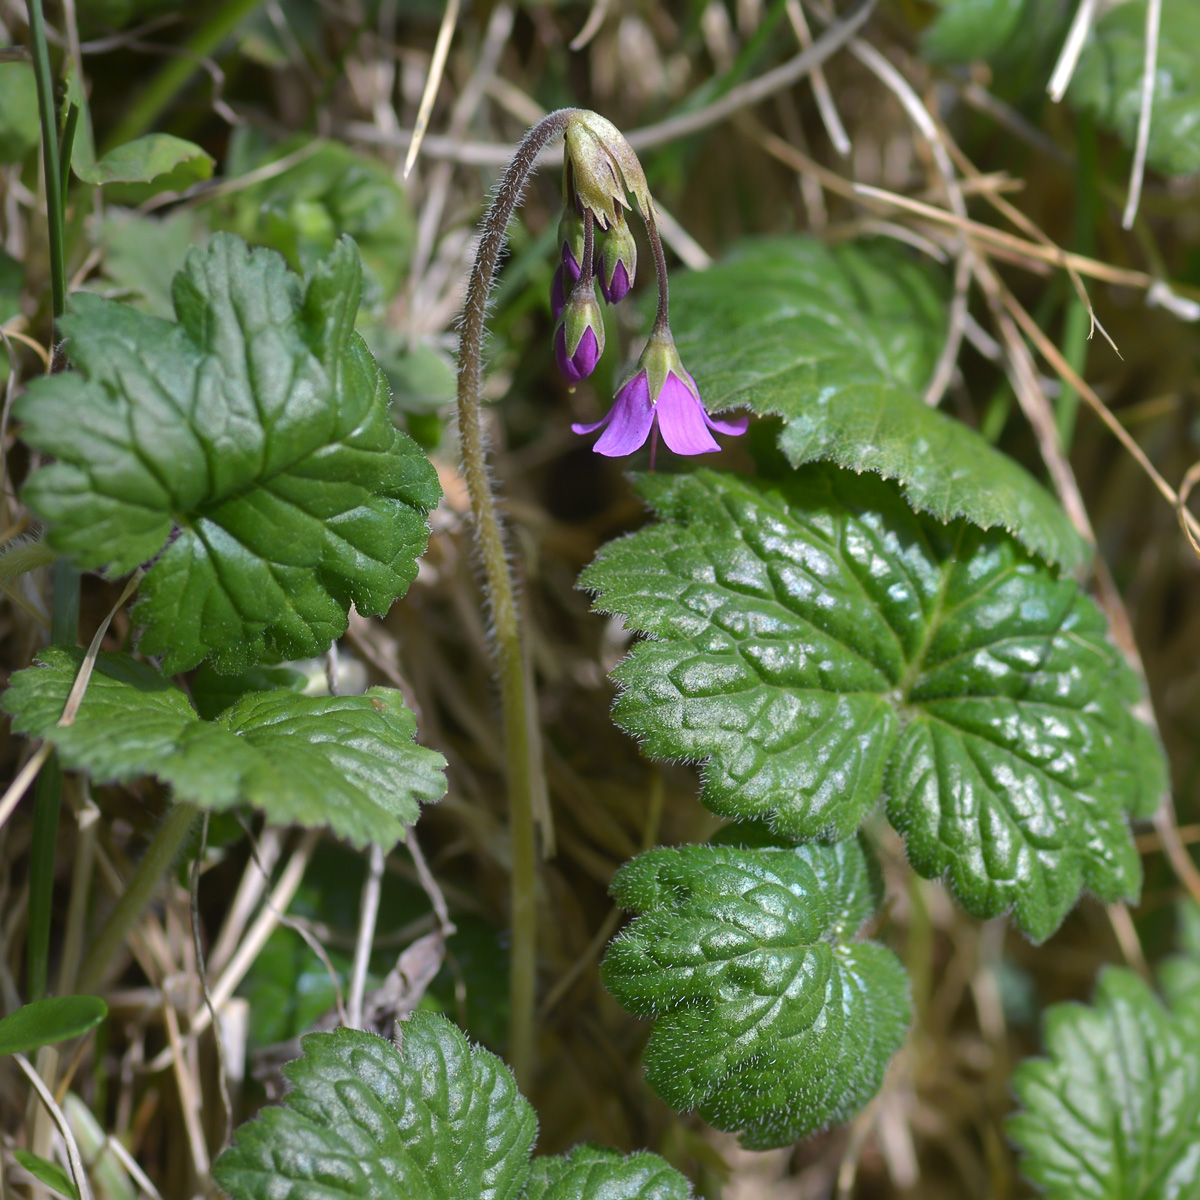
[
  {"x1": 591, "y1": 372, "x2": 656, "y2": 456},
  {"x1": 571, "y1": 414, "x2": 611, "y2": 435},
  {"x1": 556, "y1": 325, "x2": 601, "y2": 383},
  {"x1": 600, "y1": 260, "x2": 631, "y2": 305},
  {"x1": 704, "y1": 411, "x2": 749, "y2": 436},
  {"x1": 562, "y1": 243, "x2": 582, "y2": 280},
  {"x1": 654, "y1": 372, "x2": 721, "y2": 455}
]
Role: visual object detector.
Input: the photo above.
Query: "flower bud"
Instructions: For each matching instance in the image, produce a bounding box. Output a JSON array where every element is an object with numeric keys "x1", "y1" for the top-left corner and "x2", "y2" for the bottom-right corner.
[
  {"x1": 550, "y1": 209, "x2": 585, "y2": 321},
  {"x1": 598, "y1": 212, "x2": 637, "y2": 305},
  {"x1": 555, "y1": 280, "x2": 605, "y2": 384},
  {"x1": 563, "y1": 111, "x2": 654, "y2": 230}
]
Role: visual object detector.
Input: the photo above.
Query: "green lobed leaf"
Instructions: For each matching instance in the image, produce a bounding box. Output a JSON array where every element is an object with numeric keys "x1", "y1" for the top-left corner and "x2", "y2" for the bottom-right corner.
[
  {"x1": 73, "y1": 133, "x2": 214, "y2": 188},
  {"x1": 1071, "y1": 0, "x2": 1200, "y2": 178},
  {"x1": 601, "y1": 837, "x2": 910, "y2": 1149},
  {"x1": 582, "y1": 466, "x2": 1165, "y2": 940},
  {"x1": 214, "y1": 1012, "x2": 691, "y2": 1200},
  {"x1": 522, "y1": 1147, "x2": 691, "y2": 1200},
  {"x1": 1010, "y1": 959, "x2": 1200, "y2": 1200},
  {"x1": 17, "y1": 233, "x2": 440, "y2": 673},
  {"x1": 0, "y1": 995, "x2": 107, "y2": 1057},
  {"x1": 668, "y1": 237, "x2": 1087, "y2": 571},
  {"x1": 13, "y1": 1151, "x2": 78, "y2": 1200},
  {"x1": 2, "y1": 647, "x2": 446, "y2": 850}
]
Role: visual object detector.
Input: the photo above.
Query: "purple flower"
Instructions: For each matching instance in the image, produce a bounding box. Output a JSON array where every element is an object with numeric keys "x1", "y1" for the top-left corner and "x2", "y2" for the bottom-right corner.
[
  {"x1": 598, "y1": 213, "x2": 637, "y2": 305},
  {"x1": 599, "y1": 258, "x2": 631, "y2": 305},
  {"x1": 555, "y1": 323, "x2": 602, "y2": 383},
  {"x1": 572, "y1": 368, "x2": 748, "y2": 457},
  {"x1": 550, "y1": 256, "x2": 581, "y2": 321}
]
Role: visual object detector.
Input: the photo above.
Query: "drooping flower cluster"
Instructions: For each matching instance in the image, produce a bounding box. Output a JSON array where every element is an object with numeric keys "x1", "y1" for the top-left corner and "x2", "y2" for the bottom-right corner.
[{"x1": 552, "y1": 111, "x2": 747, "y2": 463}]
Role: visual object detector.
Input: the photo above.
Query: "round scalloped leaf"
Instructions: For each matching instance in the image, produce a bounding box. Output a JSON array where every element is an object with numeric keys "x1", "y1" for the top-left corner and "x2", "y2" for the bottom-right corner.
[
  {"x1": 582, "y1": 465, "x2": 1165, "y2": 941},
  {"x1": 16, "y1": 233, "x2": 440, "y2": 674},
  {"x1": 666, "y1": 236, "x2": 1086, "y2": 571},
  {"x1": 601, "y1": 837, "x2": 910, "y2": 1149}
]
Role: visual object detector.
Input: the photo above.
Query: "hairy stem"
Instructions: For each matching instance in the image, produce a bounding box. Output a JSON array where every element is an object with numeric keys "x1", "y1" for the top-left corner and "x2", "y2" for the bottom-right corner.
[
  {"x1": 644, "y1": 210, "x2": 671, "y2": 334},
  {"x1": 77, "y1": 802, "x2": 199, "y2": 993},
  {"x1": 457, "y1": 108, "x2": 575, "y2": 1087}
]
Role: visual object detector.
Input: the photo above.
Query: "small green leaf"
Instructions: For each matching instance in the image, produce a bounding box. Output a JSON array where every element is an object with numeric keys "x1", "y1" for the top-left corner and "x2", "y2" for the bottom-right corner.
[
  {"x1": 583, "y1": 466, "x2": 1165, "y2": 940},
  {"x1": 522, "y1": 1146, "x2": 692, "y2": 1200},
  {"x1": 668, "y1": 237, "x2": 1086, "y2": 571},
  {"x1": 73, "y1": 133, "x2": 214, "y2": 189},
  {"x1": 2, "y1": 648, "x2": 446, "y2": 850},
  {"x1": 1010, "y1": 961, "x2": 1200, "y2": 1200},
  {"x1": 0, "y1": 61, "x2": 40, "y2": 163},
  {"x1": 13, "y1": 1151, "x2": 79, "y2": 1200},
  {"x1": 921, "y1": 0, "x2": 1026, "y2": 62},
  {"x1": 214, "y1": 1012, "x2": 691, "y2": 1200},
  {"x1": 1071, "y1": 0, "x2": 1200, "y2": 177},
  {"x1": 96, "y1": 208, "x2": 207, "y2": 318},
  {"x1": 601, "y1": 837, "x2": 910, "y2": 1149},
  {"x1": 17, "y1": 233, "x2": 441, "y2": 672},
  {"x1": 214, "y1": 1014, "x2": 536, "y2": 1200},
  {"x1": 0, "y1": 995, "x2": 107, "y2": 1057}
]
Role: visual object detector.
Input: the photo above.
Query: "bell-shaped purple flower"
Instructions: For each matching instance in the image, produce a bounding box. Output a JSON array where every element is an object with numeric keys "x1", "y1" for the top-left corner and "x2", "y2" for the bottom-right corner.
[
  {"x1": 598, "y1": 212, "x2": 636, "y2": 305},
  {"x1": 572, "y1": 329, "x2": 747, "y2": 457},
  {"x1": 555, "y1": 280, "x2": 605, "y2": 384}
]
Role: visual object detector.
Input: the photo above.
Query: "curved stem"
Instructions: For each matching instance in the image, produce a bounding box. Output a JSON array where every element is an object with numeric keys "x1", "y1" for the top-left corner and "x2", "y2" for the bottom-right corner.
[
  {"x1": 456, "y1": 108, "x2": 575, "y2": 1088},
  {"x1": 644, "y1": 210, "x2": 671, "y2": 333}
]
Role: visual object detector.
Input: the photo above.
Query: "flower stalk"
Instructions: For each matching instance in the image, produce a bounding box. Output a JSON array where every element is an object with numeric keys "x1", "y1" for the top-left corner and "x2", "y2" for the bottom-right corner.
[{"x1": 456, "y1": 108, "x2": 578, "y2": 1088}]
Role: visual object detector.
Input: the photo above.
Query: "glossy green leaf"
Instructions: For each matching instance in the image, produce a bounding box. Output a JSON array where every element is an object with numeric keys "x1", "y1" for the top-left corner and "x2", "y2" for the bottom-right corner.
[
  {"x1": 601, "y1": 837, "x2": 910, "y2": 1148},
  {"x1": 2, "y1": 648, "x2": 446, "y2": 850},
  {"x1": 13, "y1": 1151, "x2": 78, "y2": 1200},
  {"x1": 522, "y1": 1147, "x2": 691, "y2": 1200},
  {"x1": 214, "y1": 1012, "x2": 692, "y2": 1200},
  {"x1": 0, "y1": 995, "x2": 107, "y2": 1057},
  {"x1": 73, "y1": 133, "x2": 213, "y2": 188},
  {"x1": 1010, "y1": 958, "x2": 1200, "y2": 1199},
  {"x1": 583, "y1": 466, "x2": 1164, "y2": 939},
  {"x1": 668, "y1": 237, "x2": 1086, "y2": 571},
  {"x1": 17, "y1": 233, "x2": 440, "y2": 672},
  {"x1": 1071, "y1": 0, "x2": 1200, "y2": 177}
]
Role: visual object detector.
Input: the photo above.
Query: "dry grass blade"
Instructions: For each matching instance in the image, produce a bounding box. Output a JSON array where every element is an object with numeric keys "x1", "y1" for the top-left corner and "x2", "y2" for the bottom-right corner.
[
  {"x1": 1122, "y1": 0, "x2": 1162, "y2": 229},
  {"x1": 14, "y1": 1052, "x2": 93, "y2": 1200},
  {"x1": 403, "y1": 0, "x2": 461, "y2": 179},
  {"x1": 785, "y1": 0, "x2": 850, "y2": 156},
  {"x1": 1178, "y1": 459, "x2": 1200, "y2": 560},
  {"x1": 1048, "y1": 0, "x2": 1098, "y2": 101}
]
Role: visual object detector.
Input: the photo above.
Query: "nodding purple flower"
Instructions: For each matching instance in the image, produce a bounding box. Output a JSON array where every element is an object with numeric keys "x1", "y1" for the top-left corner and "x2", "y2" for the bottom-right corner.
[
  {"x1": 598, "y1": 213, "x2": 636, "y2": 305},
  {"x1": 572, "y1": 329, "x2": 747, "y2": 460},
  {"x1": 555, "y1": 281, "x2": 605, "y2": 384}
]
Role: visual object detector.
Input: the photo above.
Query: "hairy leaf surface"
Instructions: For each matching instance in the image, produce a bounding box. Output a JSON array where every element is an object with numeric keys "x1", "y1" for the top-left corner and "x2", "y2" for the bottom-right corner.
[
  {"x1": 1010, "y1": 958, "x2": 1200, "y2": 1199},
  {"x1": 583, "y1": 467, "x2": 1164, "y2": 939},
  {"x1": 2, "y1": 648, "x2": 445, "y2": 849},
  {"x1": 601, "y1": 838, "x2": 910, "y2": 1148},
  {"x1": 213, "y1": 1013, "x2": 691, "y2": 1200},
  {"x1": 667, "y1": 237, "x2": 1085, "y2": 570},
  {"x1": 1072, "y1": 0, "x2": 1200, "y2": 177},
  {"x1": 17, "y1": 233, "x2": 440, "y2": 672}
]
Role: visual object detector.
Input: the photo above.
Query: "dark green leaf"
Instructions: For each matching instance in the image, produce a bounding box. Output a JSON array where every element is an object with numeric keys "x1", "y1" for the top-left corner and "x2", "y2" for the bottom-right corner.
[
  {"x1": 13, "y1": 1151, "x2": 78, "y2": 1200},
  {"x1": 215, "y1": 1012, "x2": 691, "y2": 1200},
  {"x1": 188, "y1": 662, "x2": 307, "y2": 721},
  {"x1": 73, "y1": 133, "x2": 213, "y2": 189},
  {"x1": 601, "y1": 837, "x2": 910, "y2": 1148},
  {"x1": 583, "y1": 466, "x2": 1164, "y2": 939},
  {"x1": 17, "y1": 234, "x2": 440, "y2": 672},
  {"x1": 1071, "y1": 0, "x2": 1200, "y2": 177},
  {"x1": 522, "y1": 1147, "x2": 692, "y2": 1200},
  {"x1": 2, "y1": 648, "x2": 446, "y2": 849},
  {"x1": 0, "y1": 996, "x2": 107, "y2": 1057},
  {"x1": 0, "y1": 62, "x2": 40, "y2": 163},
  {"x1": 1010, "y1": 961, "x2": 1200, "y2": 1199},
  {"x1": 215, "y1": 1014, "x2": 536, "y2": 1200},
  {"x1": 668, "y1": 237, "x2": 1086, "y2": 571}
]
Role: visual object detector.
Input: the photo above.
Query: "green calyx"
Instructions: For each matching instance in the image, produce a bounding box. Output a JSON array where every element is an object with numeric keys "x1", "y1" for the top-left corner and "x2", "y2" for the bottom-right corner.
[
  {"x1": 639, "y1": 326, "x2": 689, "y2": 406},
  {"x1": 563, "y1": 111, "x2": 654, "y2": 230},
  {"x1": 601, "y1": 210, "x2": 637, "y2": 290},
  {"x1": 560, "y1": 279, "x2": 605, "y2": 359},
  {"x1": 558, "y1": 206, "x2": 586, "y2": 272}
]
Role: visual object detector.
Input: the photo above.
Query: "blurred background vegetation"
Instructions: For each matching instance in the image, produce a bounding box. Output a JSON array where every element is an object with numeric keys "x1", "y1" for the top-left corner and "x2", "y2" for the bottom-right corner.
[{"x1": 1, "y1": 0, "x2": 1198, "y2": 1195}]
